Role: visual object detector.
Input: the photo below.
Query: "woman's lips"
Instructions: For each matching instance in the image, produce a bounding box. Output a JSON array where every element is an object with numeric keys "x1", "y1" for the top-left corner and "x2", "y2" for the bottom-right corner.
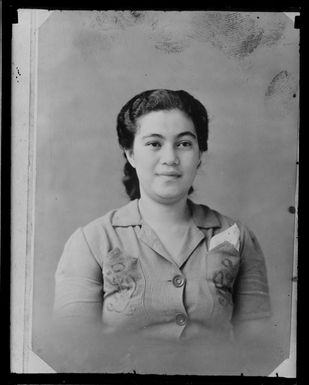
[{"x1": 157, "y1": 171, "x2": 181, "y2": 177}]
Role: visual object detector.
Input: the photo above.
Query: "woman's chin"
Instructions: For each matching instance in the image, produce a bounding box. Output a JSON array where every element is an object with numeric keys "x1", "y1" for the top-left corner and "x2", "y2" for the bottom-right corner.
[{"x1": 153, "y1": 189, "x2": 187, "y2": 204}]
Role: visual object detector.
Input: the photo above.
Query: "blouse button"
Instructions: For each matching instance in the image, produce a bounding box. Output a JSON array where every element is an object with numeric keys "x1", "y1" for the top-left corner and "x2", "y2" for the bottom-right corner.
[
  {"x1": 173, "y1": 275, "x2": 185, "y2": 288},
  {"x1": 175, "y1": 313, "x2": 187, "y2": 326}
]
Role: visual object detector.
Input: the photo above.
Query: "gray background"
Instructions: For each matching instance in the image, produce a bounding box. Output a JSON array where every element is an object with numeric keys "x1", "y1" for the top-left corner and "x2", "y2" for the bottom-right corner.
[{"x1": 32, "y1": 11, "x2": 299, "y2": 365}]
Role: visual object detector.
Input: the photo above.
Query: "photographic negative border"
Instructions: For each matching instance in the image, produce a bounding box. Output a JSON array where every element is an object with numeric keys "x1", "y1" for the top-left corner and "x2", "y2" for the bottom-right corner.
[{"x1": 10, "y1": 7, "x2": 299, "y2": 378}]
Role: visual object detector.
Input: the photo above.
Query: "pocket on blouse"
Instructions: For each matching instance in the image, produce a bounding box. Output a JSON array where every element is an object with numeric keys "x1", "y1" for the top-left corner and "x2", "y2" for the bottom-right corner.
[{"x1": 103, "y1": 247, "x2": 146, "y2": 315}]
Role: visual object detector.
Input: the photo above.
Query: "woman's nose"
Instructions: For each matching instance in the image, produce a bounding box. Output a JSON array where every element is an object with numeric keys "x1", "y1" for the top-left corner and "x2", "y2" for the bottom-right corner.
[{"x1": 161, "y1": 144, "x2": 179, "y2": 165}]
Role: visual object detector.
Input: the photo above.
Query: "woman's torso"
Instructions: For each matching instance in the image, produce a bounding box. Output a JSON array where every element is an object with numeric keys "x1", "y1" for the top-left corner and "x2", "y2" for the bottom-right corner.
[{"x1": 54, "y1": 199, "x2": 271, "y2": 342}]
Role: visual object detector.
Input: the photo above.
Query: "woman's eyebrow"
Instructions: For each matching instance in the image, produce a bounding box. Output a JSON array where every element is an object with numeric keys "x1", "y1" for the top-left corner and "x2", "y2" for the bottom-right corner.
[
  {"x1": 141, "y1": 132, "x2": 197, "y2": 140},
  {"x1": 177, "y1": 131, "x2": 197, "y2": 139},
  {"x1": 141, "y1": 134, "x2": 164, "y2": 140}
]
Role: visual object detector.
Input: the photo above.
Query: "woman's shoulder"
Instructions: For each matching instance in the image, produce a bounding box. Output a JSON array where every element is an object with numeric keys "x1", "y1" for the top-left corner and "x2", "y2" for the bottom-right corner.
[
  {"x1": 191, "y1": 201, "x2": 256, "y2": 249},
  {"x1": 190, "y1": 200, "x2": 242, "y2": 231},
  {"x1": 77, "y1": 199, "x2": 139, "y2": 245},
  {"x1": 194, "y1": 202, "x2": 266, "y2": 260},
  {"x1": 82, "y1": 199, "x2": 140, "y2": 234},
  {"x1": 63, "y1": 200, "x2": 138, "y2": 261}
]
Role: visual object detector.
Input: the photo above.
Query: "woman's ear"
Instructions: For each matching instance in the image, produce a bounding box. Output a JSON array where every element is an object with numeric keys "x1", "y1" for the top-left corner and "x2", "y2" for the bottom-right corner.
[
  {"x1": 197, "y1": 152, "x2": 204, "y2": 169},
  {"x1": 124, "y1": 149, "x2": 136, "y2": 168}
]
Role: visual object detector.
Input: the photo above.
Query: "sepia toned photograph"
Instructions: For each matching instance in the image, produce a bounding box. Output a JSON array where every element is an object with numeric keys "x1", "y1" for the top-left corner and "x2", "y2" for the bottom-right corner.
[{"x1": 11, "y1": 9, "x2": 299, "y2": 376}]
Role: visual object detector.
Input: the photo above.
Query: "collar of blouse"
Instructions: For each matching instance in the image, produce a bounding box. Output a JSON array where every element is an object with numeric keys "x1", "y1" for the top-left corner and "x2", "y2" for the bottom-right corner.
[{"x1": 111, "y1": 199, "x2": 221, "y2": 230}]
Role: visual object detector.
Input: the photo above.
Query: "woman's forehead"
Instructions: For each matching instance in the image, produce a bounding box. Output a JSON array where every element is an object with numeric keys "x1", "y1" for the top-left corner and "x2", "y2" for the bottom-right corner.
[{"x1": 135, "y1": 109, "x2": 195, "y2": 136}]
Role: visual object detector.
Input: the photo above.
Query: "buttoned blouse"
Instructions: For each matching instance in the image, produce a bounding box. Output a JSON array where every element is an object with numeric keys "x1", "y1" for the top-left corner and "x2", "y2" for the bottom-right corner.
[{"x1": 53, "y1": 199, "x2": 271, "y2": 341}]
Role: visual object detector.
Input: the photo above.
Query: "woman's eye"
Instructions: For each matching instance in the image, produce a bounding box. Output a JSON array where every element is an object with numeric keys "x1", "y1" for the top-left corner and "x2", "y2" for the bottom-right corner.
[
  {"x1": 146, "y1": 142, "x2": 161, "y2": 148},
  {"x1": 178, "y1": 141, "x2": 192, "y2": 148}
]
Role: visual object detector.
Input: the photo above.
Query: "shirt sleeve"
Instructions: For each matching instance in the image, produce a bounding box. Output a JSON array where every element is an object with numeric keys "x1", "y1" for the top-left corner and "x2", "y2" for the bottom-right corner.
[
  {"x1": 232, "y1": 224, "x2": 272, "y2": 324},
  {"x1": 53, "y1": 227, "x2": 103, "y2": 323}
]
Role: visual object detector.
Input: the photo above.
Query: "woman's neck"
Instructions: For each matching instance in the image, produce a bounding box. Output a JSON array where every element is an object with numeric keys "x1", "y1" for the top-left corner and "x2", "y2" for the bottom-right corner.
[{"x1": 138, "y1": 194, "x2": 191, "y2": 228}]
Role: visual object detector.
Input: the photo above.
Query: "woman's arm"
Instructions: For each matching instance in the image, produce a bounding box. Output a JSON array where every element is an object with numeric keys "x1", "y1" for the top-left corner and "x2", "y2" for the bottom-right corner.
[
  {"x1": 231, "y1": 225, "x2": 285, "y2": 375},
  {"x1": 232, "y1": 224, "x2": 272, "y2": 325},
  {"x1": 53, "y1": 227, "x2": 103, "y2": 324},
  {"x1": 50, "y1": 227, "x2": 106, "y2": 371}
]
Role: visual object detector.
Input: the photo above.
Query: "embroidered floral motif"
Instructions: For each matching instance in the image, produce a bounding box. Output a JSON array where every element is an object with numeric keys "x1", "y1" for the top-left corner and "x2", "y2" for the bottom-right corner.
[
  {"x1": 213, "y1": 257, "x2": 239, "y2": 305},
  {"x1": 103, "y1": 248, "x2": 144, "y2": 315},
  {"x1": 207, "y1": 242, "x2": 240, "y2": 306}
]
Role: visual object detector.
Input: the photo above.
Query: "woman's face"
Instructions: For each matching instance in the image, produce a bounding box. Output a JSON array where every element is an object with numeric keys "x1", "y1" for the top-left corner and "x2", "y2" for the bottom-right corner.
[{"x1": 125, "y1": 109, "x2": 201, "y2": 204}]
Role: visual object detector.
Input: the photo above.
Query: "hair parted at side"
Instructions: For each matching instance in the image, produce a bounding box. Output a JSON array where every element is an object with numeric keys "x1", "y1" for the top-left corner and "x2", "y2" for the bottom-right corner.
[{"x1": 116, "y1": 89, "x2": 209, "y2": 200}]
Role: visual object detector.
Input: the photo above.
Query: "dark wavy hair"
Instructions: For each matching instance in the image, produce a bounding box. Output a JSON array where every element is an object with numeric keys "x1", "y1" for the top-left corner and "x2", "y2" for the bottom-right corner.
[{"x1": 116, "y1": 89, "x2": 209, "y2": 200}]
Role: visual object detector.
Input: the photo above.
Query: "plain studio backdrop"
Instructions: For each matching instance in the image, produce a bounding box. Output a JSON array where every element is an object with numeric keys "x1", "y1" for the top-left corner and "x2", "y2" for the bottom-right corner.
[{"x1": 28, "y1": 10, "x2": 298, "y2": 373}]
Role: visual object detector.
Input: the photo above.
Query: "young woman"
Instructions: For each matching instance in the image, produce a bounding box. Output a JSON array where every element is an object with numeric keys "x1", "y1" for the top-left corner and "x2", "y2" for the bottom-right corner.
[{"x1": 53, "y1": 89, "x2": 275, "y2": 373}]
